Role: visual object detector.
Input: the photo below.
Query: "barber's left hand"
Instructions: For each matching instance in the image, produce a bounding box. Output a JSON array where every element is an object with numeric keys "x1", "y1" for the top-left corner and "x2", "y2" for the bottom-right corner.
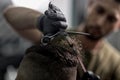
[{"x1": 38, "y1": 3, "x2": 68, "y2": 36}]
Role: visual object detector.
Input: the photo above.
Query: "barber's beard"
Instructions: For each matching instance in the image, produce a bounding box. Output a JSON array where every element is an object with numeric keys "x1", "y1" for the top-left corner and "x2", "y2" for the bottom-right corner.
[
  {"x1": 85, "y1": 34, "x2": 102, "y2": 41},
  {"x1": 84, "y1": 27, "x2": 103, "y2": 41}
]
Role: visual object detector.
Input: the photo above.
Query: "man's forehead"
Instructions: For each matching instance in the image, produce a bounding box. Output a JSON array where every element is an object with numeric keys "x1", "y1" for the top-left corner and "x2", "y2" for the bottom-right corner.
[
  {"x1": 93, "y1": 0, "x2": 119, "y2": 3},
  {"x1": 93, "y1": 0, "x2": 120, "y2": 12}
]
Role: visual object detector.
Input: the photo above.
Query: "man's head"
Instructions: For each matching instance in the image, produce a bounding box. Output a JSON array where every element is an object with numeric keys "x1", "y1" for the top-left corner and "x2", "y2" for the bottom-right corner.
[
  {"x1": 84, "y1": 0, "x2": 120, "y2": 41},
  {"x1": 16, "y1": 35, "x2": 82, "y2": 80}
]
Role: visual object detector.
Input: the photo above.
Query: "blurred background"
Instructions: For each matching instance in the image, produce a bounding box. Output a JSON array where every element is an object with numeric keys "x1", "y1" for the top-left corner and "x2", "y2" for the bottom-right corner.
[
  {"x1": 0, "y1": 0, "x2": 120, "y2": 80},
  {"x1": 11, "y1": 0, "x2": 88, "y2": 28}
]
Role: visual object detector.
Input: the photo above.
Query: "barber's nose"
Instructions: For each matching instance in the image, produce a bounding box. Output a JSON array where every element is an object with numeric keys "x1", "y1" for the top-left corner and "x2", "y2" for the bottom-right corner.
[{"x1": 96, "y1": 17, "x2": 105, "y2": 26}]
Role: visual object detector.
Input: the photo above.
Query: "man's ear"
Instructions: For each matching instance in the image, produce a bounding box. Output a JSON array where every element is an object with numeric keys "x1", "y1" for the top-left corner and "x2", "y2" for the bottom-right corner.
[
  {"x1": 119, "y1": 25, "x2": 120, "y2": 29},
  {"x1": 117, "y1": 20, "x2": 120, "y2": 29},
  {"x1": 113, "y1": 21, "x2": 120, "y2": 32},
  {"x1": 119, "y1": 20, "x2": 120, "y2": 29}
]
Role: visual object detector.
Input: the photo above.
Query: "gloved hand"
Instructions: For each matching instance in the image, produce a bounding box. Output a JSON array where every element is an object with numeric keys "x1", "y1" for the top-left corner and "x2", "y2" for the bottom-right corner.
[
  {"x1": 37, "y1": 3, "x2": 67, "y2": 36},
  {"x1": 81, "y1": 71, "x2": 100, "y2": 80}
]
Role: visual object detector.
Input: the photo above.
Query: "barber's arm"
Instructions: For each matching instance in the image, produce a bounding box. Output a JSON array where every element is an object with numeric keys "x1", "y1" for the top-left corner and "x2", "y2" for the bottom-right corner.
[
  {"x1": 3, "y1": 3, "x2": 67, "y2": 44},
  {"x1": 4, "y1": 6, "x2": 42, "y2": 44}
]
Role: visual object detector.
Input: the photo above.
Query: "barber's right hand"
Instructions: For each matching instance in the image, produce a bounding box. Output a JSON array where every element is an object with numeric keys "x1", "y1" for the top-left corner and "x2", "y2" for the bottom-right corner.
[{"x1": 37, "y1": 3, "x2": 67, "y2": 36}]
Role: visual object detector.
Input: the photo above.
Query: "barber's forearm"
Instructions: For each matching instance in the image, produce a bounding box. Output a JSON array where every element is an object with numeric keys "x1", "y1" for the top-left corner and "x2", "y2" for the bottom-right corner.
[
  {"x1": 3, "y1": 7, "x2": 43, "y2": 44},
  {"x1": 4, "y1": 7, "x2": 42, "y2": 30}
]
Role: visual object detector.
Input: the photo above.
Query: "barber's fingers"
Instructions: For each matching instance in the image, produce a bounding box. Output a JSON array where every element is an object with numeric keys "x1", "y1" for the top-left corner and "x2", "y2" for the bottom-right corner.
[
  {"x1": 45, "y1": 3, "x2": 66, "y2": 21},
  {"x1": 45, "y1": 10, "x2": 66, "y2": 21},
  {"x1": 49, "y1": 3, "x2": 61, "y2": 12},
  {"x1": 52, "y1": 21, "x2": 68, "y2": 29}
]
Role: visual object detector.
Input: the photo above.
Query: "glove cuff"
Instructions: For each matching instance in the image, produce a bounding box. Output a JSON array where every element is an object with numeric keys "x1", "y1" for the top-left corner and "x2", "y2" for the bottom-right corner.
[{"x1": 37, "y1": 14, "x2": 45, "y2": 32}]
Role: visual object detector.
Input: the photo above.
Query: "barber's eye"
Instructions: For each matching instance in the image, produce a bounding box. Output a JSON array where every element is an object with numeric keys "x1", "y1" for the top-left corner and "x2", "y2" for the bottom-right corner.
[
  {"x1": 107, "y1": 14, "x2": 117, "y2": 23},
  {"x1": 96, "y1": 6, "x2": 105, "y2": 15}
]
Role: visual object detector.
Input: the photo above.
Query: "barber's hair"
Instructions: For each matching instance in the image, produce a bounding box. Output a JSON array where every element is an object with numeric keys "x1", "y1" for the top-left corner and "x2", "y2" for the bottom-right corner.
[
  {"x1": 89, "y1": 0, "x2": 120, "y2": 12},
  {"x1": 90, "y1": 0, "x2": 120, "y2": 4},
  {"x1": 115, "y1": 0, "x2": 120, "y2": 3}
]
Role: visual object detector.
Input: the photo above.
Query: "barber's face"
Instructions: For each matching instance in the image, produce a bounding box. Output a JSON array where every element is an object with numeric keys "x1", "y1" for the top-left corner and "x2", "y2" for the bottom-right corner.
[{"x1": 85, "y1": 1, "x2": 120, "y2": 40}]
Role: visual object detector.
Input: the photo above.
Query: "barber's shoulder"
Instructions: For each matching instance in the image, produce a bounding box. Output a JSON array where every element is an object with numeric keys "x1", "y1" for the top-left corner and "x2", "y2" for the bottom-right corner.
[{"x1": 102, "y1": 40, "x2": 120, "y2": 59}]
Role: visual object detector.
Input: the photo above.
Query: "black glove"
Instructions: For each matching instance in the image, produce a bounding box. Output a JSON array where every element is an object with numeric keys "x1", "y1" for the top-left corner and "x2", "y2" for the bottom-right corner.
[
  {"x1": 37, "y1": 3, "x2": 67, "y2": 36},
  {"x1": 81, "y1": 71, "x2": 100, "y2": 80}
]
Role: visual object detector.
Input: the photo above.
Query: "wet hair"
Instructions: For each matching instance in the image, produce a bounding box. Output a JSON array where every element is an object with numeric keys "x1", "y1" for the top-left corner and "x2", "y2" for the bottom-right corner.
[
  {"x1": 26, "y1": 34, "x2": 83, "y2": 67},
  {"x1": 27, "y1": 45, "x2": 76, "y2": 67},
  {"x1": 16, "y1": 35, "x2": 85, "y2": 80}
]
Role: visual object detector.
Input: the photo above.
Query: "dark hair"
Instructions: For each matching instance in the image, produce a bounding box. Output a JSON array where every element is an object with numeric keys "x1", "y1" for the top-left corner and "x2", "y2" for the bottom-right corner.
[
  {"x1": 16, "y1": 34, "x2": 84, "y2": 80},
  {"x1": 26, "y1": 35, "x2": 83, "y2": 67},
  {"x1": 115, "y1": 0, "x2": 120, "y2": 3}
]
